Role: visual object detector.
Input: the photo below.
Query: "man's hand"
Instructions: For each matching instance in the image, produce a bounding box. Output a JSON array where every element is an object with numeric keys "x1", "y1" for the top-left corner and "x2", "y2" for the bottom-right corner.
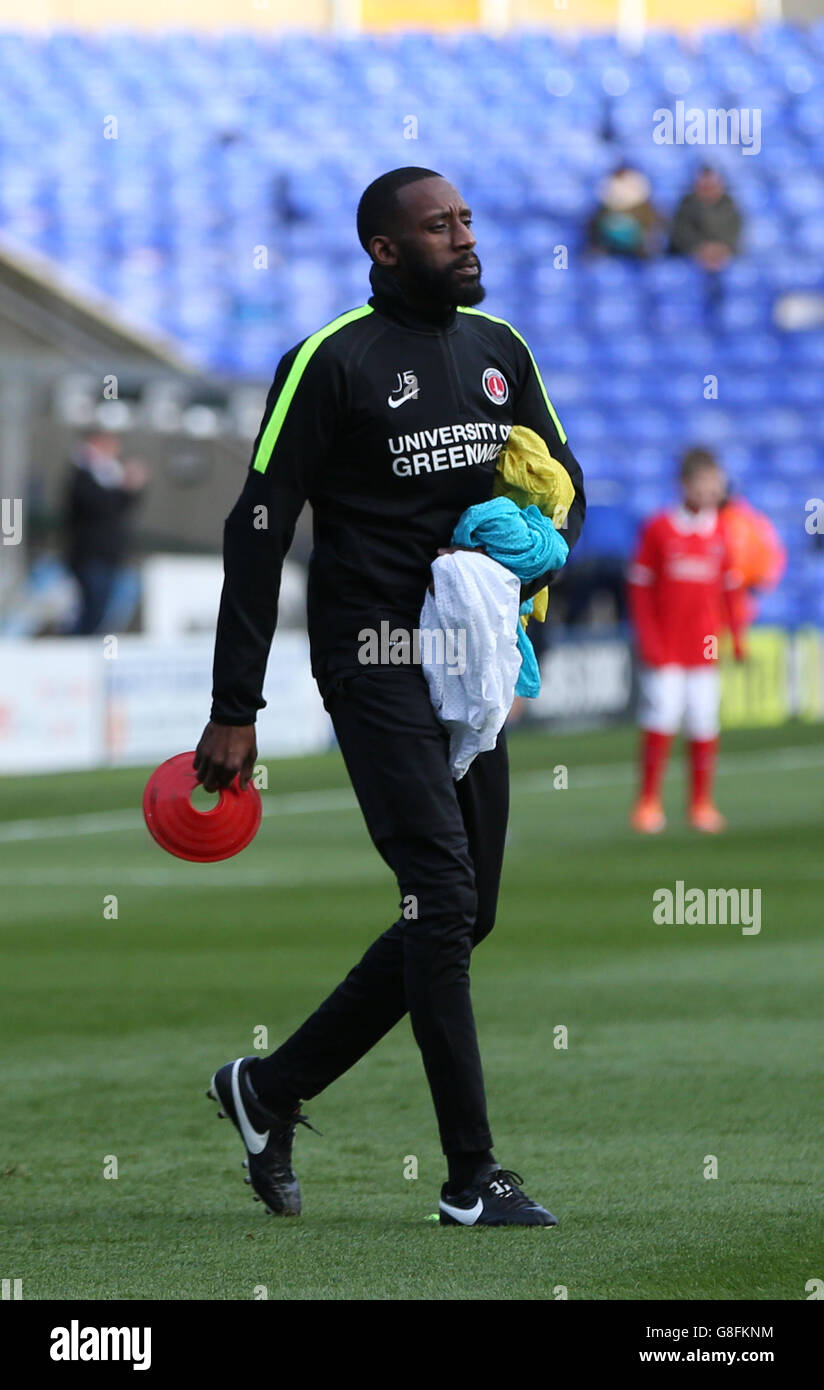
[
  {"x1": 193, "y1": 722, "x2": 257, "y2": 793},
  {"x1": 428, "y1": 544, "x2": 484, "y2": 594}
]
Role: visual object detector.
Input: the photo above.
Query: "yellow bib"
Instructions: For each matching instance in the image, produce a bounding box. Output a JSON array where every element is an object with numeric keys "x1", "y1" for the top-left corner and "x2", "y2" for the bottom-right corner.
[{"x1": 494, "y1": 425, "x2": 574, "y2": 627}]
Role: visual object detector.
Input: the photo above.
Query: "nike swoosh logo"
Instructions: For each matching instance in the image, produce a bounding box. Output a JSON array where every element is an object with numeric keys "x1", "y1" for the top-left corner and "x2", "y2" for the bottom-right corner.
[
  {"x1": 231, "y1": 1059, "x2": 268, "y2": 1155},
  {"x1": 439, "y1": 1196, "x2": 483, "y2": 1225},
  {"x1": 387, "y1": 391, "x2": 418, "y2": 409}
]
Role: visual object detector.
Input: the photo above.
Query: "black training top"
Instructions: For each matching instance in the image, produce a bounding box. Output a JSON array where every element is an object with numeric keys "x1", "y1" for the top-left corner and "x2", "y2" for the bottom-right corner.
[{"x1": 210, "y1": 260, "x2": 586, "y2": 725}]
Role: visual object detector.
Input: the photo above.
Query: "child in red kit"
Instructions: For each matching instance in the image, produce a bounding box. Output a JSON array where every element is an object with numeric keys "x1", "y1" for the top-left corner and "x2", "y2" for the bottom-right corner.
[{"x1": 627, "y1": 448, "x2": 746, "y2": 834}]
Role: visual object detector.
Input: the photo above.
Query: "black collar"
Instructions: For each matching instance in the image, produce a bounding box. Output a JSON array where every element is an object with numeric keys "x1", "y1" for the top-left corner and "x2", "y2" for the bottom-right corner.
[{"x1": 367, "y1": 261, "x2": 458, "y2": 335}]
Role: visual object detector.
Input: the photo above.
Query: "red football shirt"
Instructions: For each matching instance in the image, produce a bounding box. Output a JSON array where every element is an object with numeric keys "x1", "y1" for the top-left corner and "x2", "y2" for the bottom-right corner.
[{"x1": 627, "y1": 506, "x2": 743, "y2": 666}]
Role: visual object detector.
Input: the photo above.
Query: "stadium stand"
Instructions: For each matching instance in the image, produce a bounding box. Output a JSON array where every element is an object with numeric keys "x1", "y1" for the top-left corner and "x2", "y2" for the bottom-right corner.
[{"x1": 0, "y1": 23, "x2": 821, "y2": 627}]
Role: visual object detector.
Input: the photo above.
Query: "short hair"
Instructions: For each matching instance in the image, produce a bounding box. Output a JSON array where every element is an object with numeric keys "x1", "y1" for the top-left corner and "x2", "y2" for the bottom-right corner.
[
  {"x1": 356, "y1": 167, "x2": 443, "y2": 255},
  {"x1": 680, "y1": 446, "x2": 720, "y2": 480}
]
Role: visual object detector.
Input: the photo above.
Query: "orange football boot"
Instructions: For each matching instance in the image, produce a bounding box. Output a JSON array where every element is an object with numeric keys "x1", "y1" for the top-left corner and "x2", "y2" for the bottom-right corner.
[
  {"x1": 689, "y1": 800, "x2": 727, "y2": 833},
  {"x1": 630, "y1": 797, "x2": 667, "y2": 834}
]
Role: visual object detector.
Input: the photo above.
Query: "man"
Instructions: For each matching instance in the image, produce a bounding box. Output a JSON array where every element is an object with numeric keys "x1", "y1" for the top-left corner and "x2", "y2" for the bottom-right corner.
[
  {"x1": 627, "y1": 447, "x2": 745, "y2": 835},
  {"x1": 669, "y1": 166, "x2": 743, "y2": 272},
  {"x1": 196, "y1": 168, "x2": 586, "y2": 1226},
  {"x1": 64, "y1": 430, "x2": 148, "y2": 634}
]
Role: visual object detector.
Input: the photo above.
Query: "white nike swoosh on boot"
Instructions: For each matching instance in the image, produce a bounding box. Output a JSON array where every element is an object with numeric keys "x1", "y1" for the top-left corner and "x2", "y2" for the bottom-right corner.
[
  {"x1": 231, "y1": 1059, "x2": 269, "y2": 1155},
  {"x1": 439, "y1": 1196, "x2": 484, "y2": 1224}
]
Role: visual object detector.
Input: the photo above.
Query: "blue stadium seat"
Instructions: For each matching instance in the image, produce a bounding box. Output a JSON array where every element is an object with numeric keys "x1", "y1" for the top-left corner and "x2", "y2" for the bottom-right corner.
[
  {"x1": 0, "y1": 24, "x2": 820, "y2": 623},
  {"x1": 770, "y1": 443, "x2": 824, "y2": 477}
]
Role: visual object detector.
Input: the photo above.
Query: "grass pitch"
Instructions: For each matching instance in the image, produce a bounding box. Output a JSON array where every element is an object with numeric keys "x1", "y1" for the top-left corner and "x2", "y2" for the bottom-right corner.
[{"x1": 0, "y1": 721, "x2": 821, "y2": 1300}]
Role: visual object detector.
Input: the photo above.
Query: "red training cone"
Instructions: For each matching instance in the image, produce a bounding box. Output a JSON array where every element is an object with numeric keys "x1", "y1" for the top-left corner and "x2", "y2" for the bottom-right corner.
[{"x1": 142, "y1": 752, "x2": 262, "y2": 862}]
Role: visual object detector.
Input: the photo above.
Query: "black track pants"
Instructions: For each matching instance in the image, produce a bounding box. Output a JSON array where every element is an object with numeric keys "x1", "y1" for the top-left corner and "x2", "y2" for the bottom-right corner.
[{"x1": 255, "y1": 664, "x2": 510, "y2": 1154}]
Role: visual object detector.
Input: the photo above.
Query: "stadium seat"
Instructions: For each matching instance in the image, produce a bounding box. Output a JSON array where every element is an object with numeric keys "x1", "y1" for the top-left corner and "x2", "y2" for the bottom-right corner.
[{"x1": 0, "y1": 23, "x2": 820, "y2": 627}]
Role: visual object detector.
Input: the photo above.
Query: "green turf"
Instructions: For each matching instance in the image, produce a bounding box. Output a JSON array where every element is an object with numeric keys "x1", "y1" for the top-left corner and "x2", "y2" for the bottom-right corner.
[{"x1": 0, "y1": 722, "x2": 821, "y2": 1300}]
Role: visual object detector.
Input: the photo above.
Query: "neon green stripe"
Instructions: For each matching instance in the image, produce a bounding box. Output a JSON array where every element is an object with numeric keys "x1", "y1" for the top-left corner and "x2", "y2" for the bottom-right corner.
[
  {"x1": 457, "y1": 305, "x2": 567, "y2": 445},
  {"x1": 252, "y1": 304, "x2": 374, "y2": 473}
]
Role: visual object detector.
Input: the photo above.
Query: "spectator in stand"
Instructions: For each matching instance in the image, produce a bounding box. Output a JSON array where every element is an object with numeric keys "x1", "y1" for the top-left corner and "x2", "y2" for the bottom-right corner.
[
  {"x1": 669, "y1": 166, "x2": 742, "y2": 271},
  {"x1": 63, "y1": 430, "x2": 149, "y2": 635},
  {"x1": 587, "y1": 164, "x2": 665, "y2": 259}
]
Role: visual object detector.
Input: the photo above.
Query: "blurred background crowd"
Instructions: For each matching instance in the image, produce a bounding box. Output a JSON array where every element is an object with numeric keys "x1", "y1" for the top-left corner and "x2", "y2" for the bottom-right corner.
[{"x1": 0, "y1": 0, "x2": 821, "y2": 766}]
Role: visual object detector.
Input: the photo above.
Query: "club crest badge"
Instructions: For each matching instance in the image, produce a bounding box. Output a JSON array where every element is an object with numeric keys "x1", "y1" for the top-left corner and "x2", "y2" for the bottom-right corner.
[{"x1": 482, "y1": 367, "x2": 509, "y2": 404}]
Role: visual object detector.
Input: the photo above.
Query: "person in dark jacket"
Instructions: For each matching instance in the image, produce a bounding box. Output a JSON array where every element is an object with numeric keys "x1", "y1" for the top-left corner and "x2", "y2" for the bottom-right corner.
[
  {"x1": 196, "y1": 167, "x2": 586, "y2": 1228},
  {"x1": 669, "y1": 166, "x2": 743, "y2": 271},
  {"x1": 64, "y1": 430, "x2": 148, "y2": 634}
]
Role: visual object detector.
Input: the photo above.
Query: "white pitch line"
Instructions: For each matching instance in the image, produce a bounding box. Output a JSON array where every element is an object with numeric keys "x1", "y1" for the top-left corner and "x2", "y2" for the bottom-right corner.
[
  {"x1": 0, "y1": 744, "x2": 821, "y2": 846},
  {"x1": 0, "y1": 808, "x2": 145, "y2": 842},
  {"x1": 0, "y1": 863, "x2": 383, "y2": 888},
  {"x1": 0, "y1": 789, "x2": 356, "y2": 843},
  {"x1": 515, "y1": 743, "x2": 824, "y2": 794}
]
